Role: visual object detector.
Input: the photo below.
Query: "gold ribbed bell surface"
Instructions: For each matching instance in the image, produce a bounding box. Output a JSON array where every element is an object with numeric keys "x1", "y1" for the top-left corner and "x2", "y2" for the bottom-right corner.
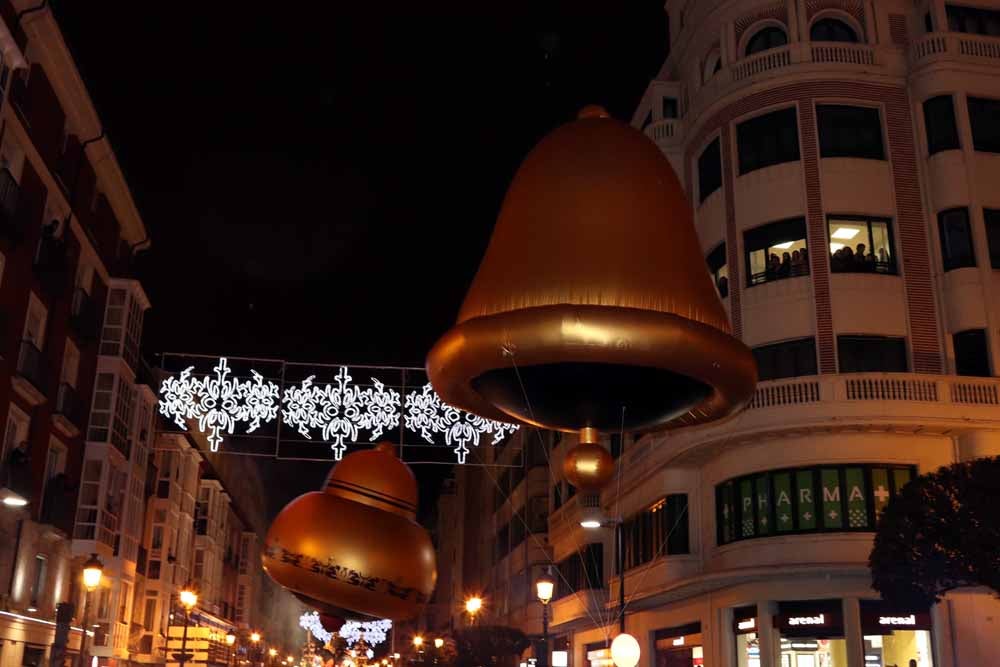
[
  {"x1": 262, "y1": 443, "x2": 437, "y2": 621},
  {"x1": 427, "y1": 106, "x2": 756, "y2": 436}
]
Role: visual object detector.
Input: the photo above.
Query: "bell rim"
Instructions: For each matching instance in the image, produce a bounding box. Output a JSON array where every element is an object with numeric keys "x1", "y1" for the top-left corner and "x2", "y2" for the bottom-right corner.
[{"x1": 427, "y1": 303, "x2": 757, "y2": 432}]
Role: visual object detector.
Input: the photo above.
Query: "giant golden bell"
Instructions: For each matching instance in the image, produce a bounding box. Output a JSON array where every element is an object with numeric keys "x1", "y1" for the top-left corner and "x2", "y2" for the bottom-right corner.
[
  {"x1": 262, "y1": 443, "x2": 437, "y2": 621},
  {"x1": 427, "y1": 106, "x2": 756, "y2": 436}
]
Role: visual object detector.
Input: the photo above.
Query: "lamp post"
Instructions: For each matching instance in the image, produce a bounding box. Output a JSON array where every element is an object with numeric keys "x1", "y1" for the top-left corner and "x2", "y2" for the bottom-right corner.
[
  {"x1": 269, "y1": 646, "x2": 278, "y2": 667},
  {"x1": 177, "y1": 586, "x2": 199, "y2": 667},
  {"x1": 535, "y1": 571, "x2": 555, "y2": 667},
  {"x1": 464, "y1": 597, "x2": 482, "y2": 626},
  {"x1": 580, "y1": 517, "x2": 625, "y2": 634},
  {"x1": 77, "y1": 554, "x2": 104, "y2": 667},
  {"x1": 226, "y1": 633, "x2": 237, "y2": 667},
  {"x1": 251, "y1": 632, "x2": 261, "y2": 667}
]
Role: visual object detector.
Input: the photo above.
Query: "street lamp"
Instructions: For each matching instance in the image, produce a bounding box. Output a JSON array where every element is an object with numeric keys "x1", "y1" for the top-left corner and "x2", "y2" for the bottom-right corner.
[
  {"x1": 464, "y1": 596, "x2": 483, "y2": 625},
  {"x1": 269, "y1": 647, "x2": 278, "y2": 667},
  {"x1": 412, "y1": 636, "x2": 423, "y2": 648},
  {"x1": 433, "y1": 639, "x2": 444, "y2": 649},
  {"x1": 580, "y1": 515, "x2": 626, "y2": 634},
  {"x1": 251, "y1": 633, "x2": 261, "y2": 667},
  {"x1": 177, "y1": 585, "x2": 199, "y2": 667},
  {"x1": 226, "y1": 633, "x2": 236, "y2": 667},
  {"x1": 535, "y1": 570, "x2": 555, "y2": 667},
  {"x1": 76, "y1": 554, "x2": 104, "y2": 667}
]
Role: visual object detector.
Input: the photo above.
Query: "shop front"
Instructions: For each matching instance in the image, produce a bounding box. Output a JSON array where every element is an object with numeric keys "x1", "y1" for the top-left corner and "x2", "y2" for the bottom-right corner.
[
  {"x1": 859, "y1": 601, "x2": 933, "y2": 667},
  {"x1": 775, "y1": 600, "x2": 847, "y2": 667},
  {"x1": 653, "y1": 623, "x2": 703, "y2": 667},
  {"x1": 733, "y1": 606, "x2": 760, "y2": 667}
]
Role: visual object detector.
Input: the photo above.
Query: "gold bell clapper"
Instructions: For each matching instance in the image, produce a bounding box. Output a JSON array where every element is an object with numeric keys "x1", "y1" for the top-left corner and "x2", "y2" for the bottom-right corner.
[
  {"x1": 427, "y1": 105, "x2": 757, "y2": 447},
  {"x1": 562, "y1": 427, "x2": 616, "y2": 492},
  {"x1": 262, "y1": 443, "x2": 437, "y2": 621}
]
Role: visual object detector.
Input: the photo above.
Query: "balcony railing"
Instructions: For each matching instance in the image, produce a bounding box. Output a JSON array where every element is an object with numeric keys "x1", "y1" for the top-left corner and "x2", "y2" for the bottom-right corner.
[
  {"x1": 70, "y1": 288, "x2": 100, "y2": 341},
  {"x1": 732, "y1": 45, "x2": 792, "y2": 81},
  {"x1": 746, "y1": 372, "x2": 1000, "y2": 412},
  {"x1": 55, "y1": 382, "x2": 84, "y2": 427},
  {"x1": 811, "y1": 42, "x2": 876, "y2": 65},
  {"x1": 16, "y1": 340, "x2": 48, "y2": 396},
  {"x1": 911, "y1": 32, "x2": 1000, "y2": 66}
]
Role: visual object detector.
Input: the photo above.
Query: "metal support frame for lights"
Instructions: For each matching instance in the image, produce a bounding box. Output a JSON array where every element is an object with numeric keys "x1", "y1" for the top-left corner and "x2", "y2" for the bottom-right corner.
[
  {"x1": 77, "y1": 554, "x2": 104, "y2": 667},
  {"x1": 535, "y1": 570, "x2": 555, "y2": 667}
]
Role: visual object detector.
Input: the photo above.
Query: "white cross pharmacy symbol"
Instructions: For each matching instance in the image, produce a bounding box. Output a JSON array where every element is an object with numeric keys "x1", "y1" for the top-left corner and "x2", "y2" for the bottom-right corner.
[
  {"x1": 874, "y1": 485, "x2": 890, "y2": 503},
  {"x1": 828, "y1": 510, "x2": 839, "y2": 520},
  {"x1": 803, "y1": 511, "x2": 813, "y2": 521},
  {"x1": 779, "y1": 513, "x2": 790, "y2": 524}
]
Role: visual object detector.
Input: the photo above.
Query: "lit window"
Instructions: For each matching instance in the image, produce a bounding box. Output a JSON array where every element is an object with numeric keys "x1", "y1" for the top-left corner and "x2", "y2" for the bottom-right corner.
[
  {"x1": 744, "y1": 218, "x2": 809, "y2": 286},
  {"x1": 828, "y1": 216, "x2": 896, "y2": 274}
]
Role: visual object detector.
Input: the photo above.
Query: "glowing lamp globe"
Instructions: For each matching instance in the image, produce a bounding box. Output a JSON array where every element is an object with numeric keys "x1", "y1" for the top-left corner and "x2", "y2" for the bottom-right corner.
[
  {"x1": 427, "y1": 106, "x2": 756, "y2": 445},
  {"x1": 610, "y1": 633, "x2": 640, "y2": 667},
  {"x1": 226, "y1": 634, "x2": 236, "y2": 646},
  {"x1": 263, "y1": 443, "x2": 437, "y2": 620},
  {"x1": 82, "y1": 554, "x2": 104, "y2": 591}
]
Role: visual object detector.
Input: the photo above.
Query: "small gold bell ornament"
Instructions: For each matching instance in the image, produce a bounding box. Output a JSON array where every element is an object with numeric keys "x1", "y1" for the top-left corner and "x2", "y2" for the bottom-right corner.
[{"x1": 262, "y1": 442, "x2": 437, "y2": 620}]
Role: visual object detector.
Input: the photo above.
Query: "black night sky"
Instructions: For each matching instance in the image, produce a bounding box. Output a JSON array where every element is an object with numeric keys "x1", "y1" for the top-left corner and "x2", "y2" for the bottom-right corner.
[{"x1": 49, "y1": 1, "x2": 668, "y2": 514}]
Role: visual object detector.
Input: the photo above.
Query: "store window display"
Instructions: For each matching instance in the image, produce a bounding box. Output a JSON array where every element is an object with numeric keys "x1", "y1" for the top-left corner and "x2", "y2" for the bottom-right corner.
[
  {"x1": 733, "y1": 606, "x2": 761, "y2": 667},
  {"x1": 654, "y1": 622, "x2": 704, "y2": 667},
  {"x1": 860, "y1": 601, "x2": 934, "y2": 667},
  {"x1": 776, "y1": 600, "x2": 847, "y2": 667}
]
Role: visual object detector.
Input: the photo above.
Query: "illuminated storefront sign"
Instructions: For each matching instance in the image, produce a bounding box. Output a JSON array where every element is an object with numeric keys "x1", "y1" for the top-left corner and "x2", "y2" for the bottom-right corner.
[{"x1": 788, "y1": 614, "x2": 826, "y2": 626}]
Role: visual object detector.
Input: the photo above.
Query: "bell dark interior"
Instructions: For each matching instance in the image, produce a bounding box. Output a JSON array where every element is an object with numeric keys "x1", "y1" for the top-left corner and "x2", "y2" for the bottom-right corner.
[{"x1": 471, "y1": 362, "x2": 712, "y2": 432}]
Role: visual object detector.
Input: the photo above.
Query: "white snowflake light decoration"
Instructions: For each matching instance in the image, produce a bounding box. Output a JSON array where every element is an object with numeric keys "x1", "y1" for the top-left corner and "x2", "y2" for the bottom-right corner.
[
  {"x1": 158, "y1": 357, "x2": 517, "y2": 462},
  {"x1": 405, "y1": 383, "x2": 519, "y2": 463},
  {"x1": 281, "y1": 368, "x2": 401, "y2": 459},
  {"x1": 338, "y1": 619, "x2": 392, "y2": 647},
  {"x1": 159, "y1": 358, "x2": 280, "y2": 451},
  {"x1": 299, "y1": 611, "x2": 334, "y2": 644}
]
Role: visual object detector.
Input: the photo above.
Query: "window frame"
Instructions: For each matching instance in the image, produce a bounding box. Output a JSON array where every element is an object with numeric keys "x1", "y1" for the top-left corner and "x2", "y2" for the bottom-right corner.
[
  {"x1": 706, "y1": 242, "x2": 729, "y2": 298},
  {"x1": 937, "y1": 207, "x2": 977, "y2": 271},
  {"x1": 809, "y1": 16, "x2": 860, "y2": 42},
  {"x1": 744, "y1": 24, "x2": 789, "y2": 56},
  {"x1": 697, "y1": 137, "x2": 723, "y2": 203},
  {"x1": 967, "y1": 96, "x2": 1000, "y2": 153},
  {"x1": 816, "y1": 104, "x2": 886, "y2": 160},
  {"x1": 953, "y1": 328, "x2": 991, "y2": 377},
  {"x1": 736, "y1": 106, "x2": 801, "y2": 175},
  {"x1": 743, "y1": 217, "x2": 810, "y2": 287},
  {"x1": 837, "y1": 335, "x2": 909, "y2": 373},
  {"x1": 752, "y1": 337, "x2": 819, "y2": 381},
  {"x1": 984, "y1": 208, "x2": 1000, "y2": 269},
  {"x1": 923, "y1": 95, "x2": 961, "y2": 155},
  {"x1": 827, "y1": 215, "x2": 898, "y2": 275}
]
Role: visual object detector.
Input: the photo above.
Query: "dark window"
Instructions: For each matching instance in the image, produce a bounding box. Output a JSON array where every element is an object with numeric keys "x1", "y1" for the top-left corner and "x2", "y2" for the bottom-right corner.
[
  {"x1": 610, "y1": 433, "x2": 623, "y2": 460},
  {"x1": 985, "y1": 209, "x2": 1000, "y2": 269},
  {"x1": 744, "y1": 218, "x2": 809, "y2": 286},
  {"x1": 622, "y1": 494, "x2": 689, "y2": 570},
  {"x1": 554, "y1": 543, "x2": 603, "y2": 600},
  {"x1": 947, "y1": 4, "x2": 1000, "y2": 36},
  {"x1": 817, "y1": 105, "x2": 885, "y2": 159},
  {"x1": 662, "y1": 97, "x2": 679, "y2": 119},
  {"x1": 737, "y1": 107, "x2": 800, "y2": 174},
  {"x1": 938, "y1": 208, "x2": 976, "y2": 271},
  {"x1": 745, "y1": 26, "x2": 788, "y2": 55},
  {"x1": 810, "y1": 18, "x2": 859, "y2": 42},
  {"x1": 752, "y1": 338, "x2": 818, "y2": 381},
  {"x1": 923, "y1": 95, "x2": 961, "y2": 154},
  {"x1": 707, "y1": 243, "x2": 729, "y2": 298},
  {"x1": 716, "y1": 464, "x2": 916, "y2": 544},
  {"x1": 698, "y1": 138, "x2": 722, "y2": 203},
  {"x1": 967, "y1": 97, "x2": 1000, "y2": 152},
  {"x1": 641, "y1": 110, "x2": 653, "y2": 130},
  {"x1": 838, "y1": 336, "x2": 908, "y2": 372},
  {"x1": 954, "y1": 329, "x2": 990, "y2": 377},
  {"x1": 828, "y1": 216, "x2": 896, "y2": 274},
  {"x1": 925, "y1": 12, "x2": 934, "y2": 33}
]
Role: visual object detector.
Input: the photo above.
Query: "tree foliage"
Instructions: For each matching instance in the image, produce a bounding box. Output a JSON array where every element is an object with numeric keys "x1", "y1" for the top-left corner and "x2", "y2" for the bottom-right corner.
[
  {"x1": 452, "y1": 626, "x2": 530, "y2": 667},
  {"x1": 869, "y1": 456, "x2": 1000, "y2": 608}
]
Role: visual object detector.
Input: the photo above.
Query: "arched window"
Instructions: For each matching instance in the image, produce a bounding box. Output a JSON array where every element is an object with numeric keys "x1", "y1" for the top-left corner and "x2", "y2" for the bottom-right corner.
[
  {"x1": 810, "y1": 17, "x2": 859, "y2": 42},
  {"x1": 745, "y1": 26, "x2": 788, "y2": 56}
]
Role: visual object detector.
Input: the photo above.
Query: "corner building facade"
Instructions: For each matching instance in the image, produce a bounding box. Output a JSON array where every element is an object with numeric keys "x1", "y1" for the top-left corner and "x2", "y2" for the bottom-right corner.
[{"x1": 544, "y1": 1, "x2": 1000, "y2": 667}]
